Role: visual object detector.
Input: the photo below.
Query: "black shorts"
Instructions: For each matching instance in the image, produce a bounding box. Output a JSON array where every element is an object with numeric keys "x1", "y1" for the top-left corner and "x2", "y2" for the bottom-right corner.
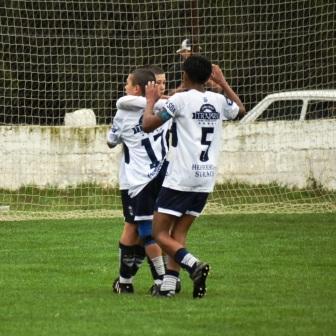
[
  {"x1": 132, "y1": 160, "x2": 168, "y2": 222},
  {"x1": 121, "y1": 189, "x2": 135, "y2": 224},
  {"x1": 155, "y1": 187, "x2": 209, "y2": 217}
]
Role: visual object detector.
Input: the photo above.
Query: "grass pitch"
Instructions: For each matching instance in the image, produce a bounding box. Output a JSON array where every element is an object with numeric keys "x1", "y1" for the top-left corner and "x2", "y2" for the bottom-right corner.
[{"x1": 0, "y1": 214, "x2": 335, "y2": 336}]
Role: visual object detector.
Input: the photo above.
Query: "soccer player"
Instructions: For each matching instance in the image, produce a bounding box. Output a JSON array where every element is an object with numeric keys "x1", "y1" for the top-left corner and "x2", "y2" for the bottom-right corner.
[
  {"x1": 142, "y1": 55, "x2": 246, "y2": 298},
  {"x1": 107, "y1": 67, "x2": 169, "y2": 294},
  {"x1": 112, "y1": 66, "x2": 182, "y2": 294},
  {"x1": 145, "y1": 65, "x2": 166, "y2": 98}
]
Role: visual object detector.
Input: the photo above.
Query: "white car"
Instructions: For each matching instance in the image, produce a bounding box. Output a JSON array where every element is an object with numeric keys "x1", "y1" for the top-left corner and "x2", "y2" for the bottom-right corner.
[{"x1": 240, "y1": 90, "x2": 336, "y2": 123}]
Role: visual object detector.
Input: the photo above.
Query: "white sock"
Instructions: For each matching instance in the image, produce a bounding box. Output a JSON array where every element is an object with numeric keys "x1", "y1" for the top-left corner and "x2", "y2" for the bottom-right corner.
[
  {"x1": 119, "y1": 276, "x2": 133, "y2": 284},
  {"x1": 151, "y1": 256, "x2": 165, "y2": 277},
  {"x1": 160, "y1": 275, "x2": 178, "y2": 292},
  {"x1": 181, "y1": 253, "x2": 198, "y2": 269}
]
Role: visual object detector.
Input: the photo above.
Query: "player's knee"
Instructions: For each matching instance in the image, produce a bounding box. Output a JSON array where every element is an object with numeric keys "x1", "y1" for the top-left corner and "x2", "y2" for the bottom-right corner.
[
  {"x1": 138, "y1": 220, "x2": 155, "y2": 246},
  {"x1": 142, "y1": 235, "x2": 155, "y2": 246},
  {"x1": 120, "y1": 223, "x2": 139, "y2": 244},
  {"x1": 152, "y1": 230, "x2": 165, "y2": 246}
]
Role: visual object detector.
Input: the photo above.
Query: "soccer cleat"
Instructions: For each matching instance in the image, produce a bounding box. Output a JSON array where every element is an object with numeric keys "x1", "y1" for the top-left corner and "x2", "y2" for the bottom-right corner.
[
  {"x1": 112, "y1": 277, "x2": 134, "y2": 294},
  {"x1": 150, "y1": 278, "x2": 181, "y2": 295},
  {"x1": 153, "y1": 289, "x2": 176, "y2": 298},
  {"x1": 150, "y1": 281, "x2": 181, "y2": 295},
  {"x1": 149, "y1": 283, "x2": 175, "y2": 298},
  {"x1": 176, "y1": 278, "x2": 182, "y2": 294},
  {"x1": 190, "y1": 262, "x2": 210, "y2": 299},
  {"x1": 149, "y1": 283, "x2": 161, "y2": 296}
]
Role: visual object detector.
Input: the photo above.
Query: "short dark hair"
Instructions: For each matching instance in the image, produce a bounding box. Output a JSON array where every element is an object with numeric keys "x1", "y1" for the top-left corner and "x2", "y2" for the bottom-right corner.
[
  {"x1": 142, "y1": 65, "x2": 164, "y2": 75},
  {"x1": 131, "y1": 68, "x2": 156, "y2": 96},
  {"x1": 182, "y1": 55, "x2": 212, "y2": 84}
]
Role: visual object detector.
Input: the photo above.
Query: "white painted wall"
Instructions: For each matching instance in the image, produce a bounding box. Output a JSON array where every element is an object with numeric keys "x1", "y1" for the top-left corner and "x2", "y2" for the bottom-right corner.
[
  {"x1": 0, "y1": 126, "x2": 120, "y2": 189},
  {"x1": 218, "y1": 119, "x2": 336, "y2": 190},
  {"x1": 0, "y1": 120, "x2": 335, "y2": 190}
]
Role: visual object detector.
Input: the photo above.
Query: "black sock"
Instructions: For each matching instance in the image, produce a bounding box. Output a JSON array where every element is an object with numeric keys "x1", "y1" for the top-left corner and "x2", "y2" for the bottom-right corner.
[
  {"x1": 119, "y1": 242, "x2": 135, "y2": 280},
  {"x1": 132, "y1": 244, "x2": 146, "y2": 276}
]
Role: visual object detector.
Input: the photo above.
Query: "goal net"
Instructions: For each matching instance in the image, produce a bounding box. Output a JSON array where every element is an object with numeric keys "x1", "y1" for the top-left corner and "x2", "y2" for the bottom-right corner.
[{"x1": 1, "y1": 0, "x2": 335, "y2": 220}]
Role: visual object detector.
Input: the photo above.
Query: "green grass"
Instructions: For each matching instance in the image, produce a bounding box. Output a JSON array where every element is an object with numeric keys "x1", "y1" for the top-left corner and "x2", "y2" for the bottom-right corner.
[
  {"x1": 1, "y1": 183, "x2": 335, "y2": 215},
  {"x1": 0, "y1": 184, "x2": 122, "y2": 212},
  {"x1": 0, "y1": 214, "x2": 335, "y2": 335}
]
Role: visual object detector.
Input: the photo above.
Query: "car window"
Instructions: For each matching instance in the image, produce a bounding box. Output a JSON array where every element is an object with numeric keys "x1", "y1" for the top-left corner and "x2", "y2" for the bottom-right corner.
[
  {"x1": 306, "y1": 100, "x2": 336, "y2": 120},
  {"x1": 256, "y1": 100, "x2": 302, "y2": 121}
]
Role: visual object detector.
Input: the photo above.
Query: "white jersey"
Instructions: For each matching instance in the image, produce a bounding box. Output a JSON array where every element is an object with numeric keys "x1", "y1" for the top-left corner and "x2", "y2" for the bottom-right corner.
[
  {"x1": 116, "y1": 96, "x2": 167, "y2": 112},
  {"x1": 162, "y1": 89, "x2": 239, "y2": 192},
  {"x1": 117, "y1": 150, "x2": 129, "y2": 190},
  {"x1": 107, "y1": 95, "x2": 169, "y2": 197}
]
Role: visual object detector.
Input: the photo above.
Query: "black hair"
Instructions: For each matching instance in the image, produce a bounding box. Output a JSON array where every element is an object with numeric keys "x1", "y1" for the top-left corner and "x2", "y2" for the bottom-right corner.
[
  {"x1": 141, "y1": 65, "x2": 165, "y2": 75},
  {"x1": 182, "y1": 55, "x2": 212, "y2": 84},
  {"x1": 131, "y1": 68, "x2": 156, "y2": 96}
]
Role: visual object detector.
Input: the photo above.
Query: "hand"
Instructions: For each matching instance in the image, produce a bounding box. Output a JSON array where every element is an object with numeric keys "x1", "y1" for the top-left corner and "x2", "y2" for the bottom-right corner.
[
  {"x1": 145, "y1": 81, "x2": 160, "y2": 104},
  {"x1": 210, "y1": 64, "x2": 226, "y2": 85}
]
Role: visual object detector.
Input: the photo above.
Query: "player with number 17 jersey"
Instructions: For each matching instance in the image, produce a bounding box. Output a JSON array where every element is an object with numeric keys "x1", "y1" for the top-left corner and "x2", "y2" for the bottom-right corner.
[
  {"x1": 109, "y1": 96, "x2": 169, "y2": 198},
  {"x1": 163, "y1": 89, "x2": 239, "y2": 193}
]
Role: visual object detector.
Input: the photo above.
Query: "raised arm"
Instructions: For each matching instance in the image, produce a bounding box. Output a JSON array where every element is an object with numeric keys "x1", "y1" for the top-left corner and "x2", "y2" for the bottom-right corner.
[
  {"x1": 117, "y1": 95, "x2": 167, "y2": 112},
  {"x1": 210, "y1": 64, "x2": 246, "y2": 117},
  {"x1": 143, "y1": 81, "x2": 171, "y2": 133},
  {"x1": 205, "y1": 77, "x2": 224, "y2": 93},
  {"x1": 116, "y1": 96, "x2": 147, "y2": 111}
]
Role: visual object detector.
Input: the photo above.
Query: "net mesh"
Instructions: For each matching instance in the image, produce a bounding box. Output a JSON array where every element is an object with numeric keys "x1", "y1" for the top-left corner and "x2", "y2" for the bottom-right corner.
[{"x1": 1, "y1": 0, "x2": 335, "y2": 220}]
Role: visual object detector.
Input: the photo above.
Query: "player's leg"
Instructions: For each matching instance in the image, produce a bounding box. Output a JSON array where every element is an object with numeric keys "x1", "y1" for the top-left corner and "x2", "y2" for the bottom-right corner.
[
  {"x1": 164, "y1": 256, "x2": 182, "y2": 293},
  {"x1": 113, "y1": 190, "x2": 145, "y2": 294},
  {"x1": 152, "y1": 212, "x2": 190, "y2": 296},
  {"x1": 153, "y1": 187, "x2": 198, "y2": 255},
  {"x1": 138, "y1": 220, "x2": 166, "y2": 289},
  {"x1": 154, "y1": 212, "x2": 209, "y2": 298},
  {"x1": 164, "y1": 222, "x2": 183, "y2": 293},
  {"x1": 132, "y1": 243, "x2": 146, "y2": 277},
  {"x1": 152, "y1": 212, "x2": 185, "y2": 256},
  {"x1": 113, "y1": 222, "x2": 138, "y2": 293},
  {"x1": 133, "y1": 179, "x2": 166, "y2": 291},
  {"x1": 172, "y1": 214, "x2": 210, "y2": 299},
  {"x1": 119, "y1": 222, "x2": 146, "y2": 278},
  {"x1": 164, "y1": 217, "x2": 197, "y2": 292},
  {"x1": 153, "y1": 187, "x2": 210, "y2": 298}
]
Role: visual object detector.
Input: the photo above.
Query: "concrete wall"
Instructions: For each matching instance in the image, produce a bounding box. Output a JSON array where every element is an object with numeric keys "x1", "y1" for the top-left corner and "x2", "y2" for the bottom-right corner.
[
  {"x1": 0, "y1": 120, "x2": 335, "y2": 190},
  {"x1": 0, "y1": 126, "x2": 120, "y2": 189},
  {"x1": 218, "y1": 119, "x2": 336, "y2": 190}
]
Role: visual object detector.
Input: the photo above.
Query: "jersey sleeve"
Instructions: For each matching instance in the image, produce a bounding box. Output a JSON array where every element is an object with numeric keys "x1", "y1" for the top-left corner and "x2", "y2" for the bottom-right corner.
[
  {"x1": 107, "y1": 110, "x2": 124, "y2": 148},
  {"x1": 222, "y1": 95, "x2": 240, "y2": 120},
  {"x1": 116, "y1": 96, "x2": 146, "y2": 111},
  {"x1": 163, "y1": 94, "x2": 182, "y2": 118},
  {"x1": 116, "y1": 96, "x2": 166, "y2": 113},
  {"x1": 153, "y1": 98, "x2": 167, "y2": 111}
]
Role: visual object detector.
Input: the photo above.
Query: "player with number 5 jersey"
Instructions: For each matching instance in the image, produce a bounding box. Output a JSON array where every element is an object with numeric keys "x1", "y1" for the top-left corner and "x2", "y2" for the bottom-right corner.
[
  {"x1": 142, "y1": 55, "x2": 246, "y2": 299},
  {"x1": 163, "y1": 89, "x2": 239, "y2": 193}
]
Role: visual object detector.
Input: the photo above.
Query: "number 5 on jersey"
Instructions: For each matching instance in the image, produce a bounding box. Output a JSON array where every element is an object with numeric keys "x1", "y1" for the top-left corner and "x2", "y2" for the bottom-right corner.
[{"x1": 200, "y1": 127, "x2": 214, "y2": 162}]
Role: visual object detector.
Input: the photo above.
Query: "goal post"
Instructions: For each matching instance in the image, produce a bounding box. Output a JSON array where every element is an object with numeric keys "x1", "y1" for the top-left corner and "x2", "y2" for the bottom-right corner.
[{"x1": 0, "y1": 0, "x2": 335, "y2": 220}]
